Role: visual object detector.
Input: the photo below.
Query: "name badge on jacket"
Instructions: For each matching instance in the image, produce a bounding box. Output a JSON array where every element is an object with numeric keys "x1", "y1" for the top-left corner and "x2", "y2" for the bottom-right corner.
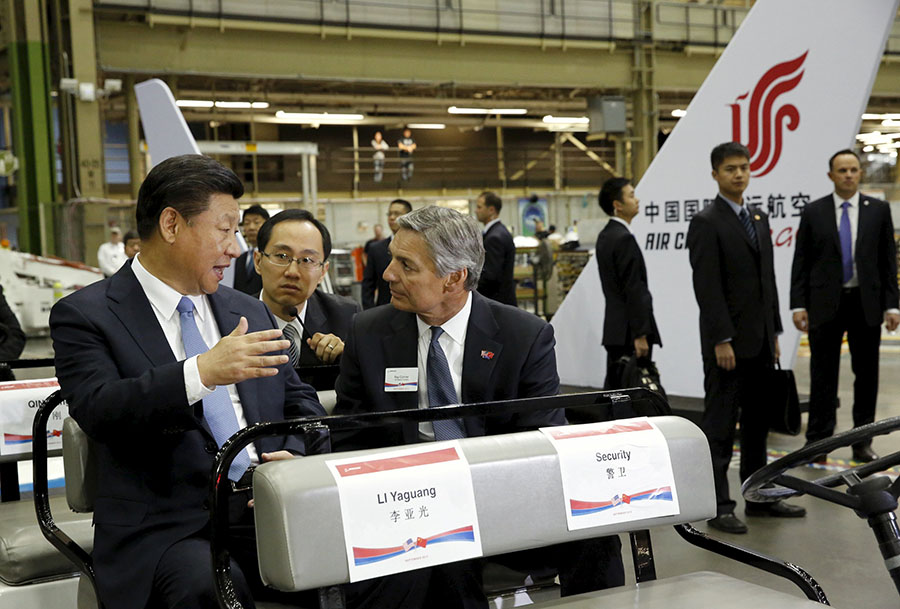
[{"x1": 385, "y1": 368, "x2": 418, "y2": 392}]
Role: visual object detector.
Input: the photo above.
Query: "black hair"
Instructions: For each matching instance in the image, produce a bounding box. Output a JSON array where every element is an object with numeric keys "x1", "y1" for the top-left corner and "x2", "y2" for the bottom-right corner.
[
  {"x1": 242, "y1": 204, "x2": 270, "y2": 223},
  {"x1": 135, "y1": 155, "x2": 244, "y2": 240},
  {"x1": 829, "y1": 149, "x2": 860, "y2": 171},
  {"x1": 479, "y1": 191, "x2": 502, "y2": 213},
  {"x1": 598, "y1": 177, "x2": 631, "y2": 216},
  {"x1": 123, "y1": 230, "x2": 140, "y2": 243},
  {"x1": 256, "y1": 209, "x2": 332, "y2": 261},
  {"x1": 710, "y1": 142, "x2": 751, "y2": 171},
  {"x1": 389, "y1": 198, "x2": 413, "y2": 214}
]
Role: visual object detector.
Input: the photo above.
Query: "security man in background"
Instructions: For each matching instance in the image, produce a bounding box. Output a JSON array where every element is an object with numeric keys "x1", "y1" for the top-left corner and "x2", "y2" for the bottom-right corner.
[
  {"x1": 234, "y1": 204, "x2": 270, "y2": 295},
  {"x1": 790, "y1": 149, "x2": 899, "y2": 463},
  {"x1": 475, "y1": 191, "x2": 517, "y2": 306},
  {"x1": 362, "y1": 198, "x2": 412, "y2": 309},
  {"x1": 595, "y1": 176, "x2": 661, "y2": 388}
]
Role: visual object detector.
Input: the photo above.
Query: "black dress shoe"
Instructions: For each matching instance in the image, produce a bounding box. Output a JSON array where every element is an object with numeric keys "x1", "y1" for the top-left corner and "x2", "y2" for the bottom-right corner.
[
  {"x1": 852, "y1": 446, "x2": 879, "y2": 463},
  {"x1": 707, "y1": 513, "x2": 748, "y2": 534},
  {"x1": 745, "y1": 500, "x2": 806, "y2": 518}
]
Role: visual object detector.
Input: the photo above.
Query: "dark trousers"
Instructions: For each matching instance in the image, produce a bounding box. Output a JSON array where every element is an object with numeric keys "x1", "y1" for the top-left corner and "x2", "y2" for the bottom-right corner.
[
  {"x1": 344, "y1": 560, "x2": 487, "y2": 609},
  {"x1": 701, "y1": 350, "x2": 772, "y2": 516},
  {"x1": 806, "y1": 288, "x2": 881, "y2": 448},
  {"x1": 149, "y1": 491, "x2": 316, "y2": 609}
]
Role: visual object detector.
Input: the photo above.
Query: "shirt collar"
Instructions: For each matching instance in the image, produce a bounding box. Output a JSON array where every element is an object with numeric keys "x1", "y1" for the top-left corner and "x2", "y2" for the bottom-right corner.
[
  {"x1": 259, "y1": 292, "x2": 307, "y2": 328},
  {"x1": 131, "y1": 254, "x2": 208, "y2": 323},
  {"x1": 609, "y1": 216, "x2": 632, "y2": 233},
  {"x1": 483, "y1": 218, "x2": 501, "y2": 234},
  {"x1": 416, "y1": 291, "x2": 473, "y2": 346},
  {"x1": 833, "y1": 191, "x2": 860, "y2": 209},
  {"x1": 719, "y1": 193, "x2": 745, "y2": 216}
]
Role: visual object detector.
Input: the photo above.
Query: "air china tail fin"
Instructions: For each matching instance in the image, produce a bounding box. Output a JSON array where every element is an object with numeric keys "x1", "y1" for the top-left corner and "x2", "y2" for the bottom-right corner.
[
  {"x1": 134, "y1": 79, "x2": 201, "y2": 167},
  {"x1": 551, "y1": 0, "x2": 899, "y2": 397},
  {"x1": 134, "y1": 78, "x2": 243, "y2": 287}
]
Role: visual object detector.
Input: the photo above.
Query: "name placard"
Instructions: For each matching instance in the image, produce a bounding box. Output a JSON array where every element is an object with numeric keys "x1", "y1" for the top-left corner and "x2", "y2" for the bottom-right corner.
[
  {"x1": 541, "y1": 418, "x2": 679, "y2": 530},
  {"x1": 327, "y1": 441, "x2": 483, "y2": 582},
  {"x1": 0, "y1": 379, "x2": 66, "y2": 456}
]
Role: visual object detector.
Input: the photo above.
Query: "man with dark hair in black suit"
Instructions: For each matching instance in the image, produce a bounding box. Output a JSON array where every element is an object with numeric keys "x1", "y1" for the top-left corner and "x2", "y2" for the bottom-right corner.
[
  {"x1": 595, "y1": 176, "x2": 661, "y2": 388},
  {"x1": 790, "y1": 149, "x2": 899, "y2": 463},
  {"x1": 475, "y1": 191, "x2": 517, "y2": 306},
  {"x1": 233, "y1": 204, "x2": 269, "y2": 295},
  {"x1": 254, "y1": 209, "x2": 360, "y2": 368},
  {"x1": 49, "y1": 154, "x2": 324, "y2": 609},
  {"x1": 362, "y1": 198, "x2": 412, "y2": 309},
  {"x1": 335, "y1": 205, "x2": 623, "y2": 609},
  {"x1": 687, "y1": 142, "x2": 805, "y2": 535}
]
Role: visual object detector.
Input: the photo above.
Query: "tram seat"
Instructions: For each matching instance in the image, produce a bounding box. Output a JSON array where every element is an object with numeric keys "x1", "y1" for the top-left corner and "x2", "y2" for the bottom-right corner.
[{"x1": 250, "y1": 416, "x2": 824, "y2": 608}]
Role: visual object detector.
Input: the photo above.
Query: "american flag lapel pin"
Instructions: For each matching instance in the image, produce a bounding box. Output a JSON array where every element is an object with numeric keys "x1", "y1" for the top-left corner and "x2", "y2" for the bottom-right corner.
[
  {"x1": 754, "y1": 214, "x2": 760, "y2": 221},
  {"x1": 481, "y1": 350, "x2": 495, "y2": 360}
]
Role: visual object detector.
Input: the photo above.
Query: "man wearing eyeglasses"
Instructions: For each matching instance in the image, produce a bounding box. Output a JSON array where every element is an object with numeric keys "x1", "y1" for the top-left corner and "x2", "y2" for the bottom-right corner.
[
  {"x1": 362, "y1": 199, "x2": 412, "y2": 309},
  {"x1": 256, "y1": 209, "x2": 360, "y2": 366}
]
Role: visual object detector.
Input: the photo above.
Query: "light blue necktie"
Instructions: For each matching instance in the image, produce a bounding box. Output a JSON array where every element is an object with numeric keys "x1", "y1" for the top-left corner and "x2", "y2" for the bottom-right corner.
[
  {"x1": 426, "y1": 327, "x2": 466, "y2": 441},
  {"x1": 840, "y1": 202, "x2": 853, "y2": 284},
  {"x1": 177, "y1": 297, "x2": 251, "y2": 482}
]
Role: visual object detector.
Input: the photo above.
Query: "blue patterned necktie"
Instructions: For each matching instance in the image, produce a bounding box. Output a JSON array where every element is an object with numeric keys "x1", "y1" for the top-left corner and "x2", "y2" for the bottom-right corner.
[
  {"x1": 176, "y1": 297, "x2": 251, "y2": 482},
  {"x1": 840, "y1": 202, "x2": 853, "y2": 284},
  {"x1": 426, "y1": 326, "x2": 466, "y2": 441},
  {"x1": 282, "y1": 323, "x2": 301, "y2": 367},
  {"x1": 739, "y1": 207, "x2": 758, "y2": 248}
]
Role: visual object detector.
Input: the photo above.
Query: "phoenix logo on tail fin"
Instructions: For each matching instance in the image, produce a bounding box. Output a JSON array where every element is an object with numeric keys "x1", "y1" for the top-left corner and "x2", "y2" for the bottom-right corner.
[{"x1": 729, "y1": 51, "x2": 808, "y2": 177}]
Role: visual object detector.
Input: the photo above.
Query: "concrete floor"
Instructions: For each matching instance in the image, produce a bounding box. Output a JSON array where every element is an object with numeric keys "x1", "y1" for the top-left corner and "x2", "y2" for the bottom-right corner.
[{"x1": 633, "y1": 336, "x2": 900, "y2": 608}]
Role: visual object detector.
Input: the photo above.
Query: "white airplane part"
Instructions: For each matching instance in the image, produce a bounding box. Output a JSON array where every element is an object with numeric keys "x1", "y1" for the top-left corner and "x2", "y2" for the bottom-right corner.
[
  {"x1": 134, "y1": 78, "x2": 243, "y2": 287},
  {"x1": 551, "y1": 0, "x2": 900, "y2": 397},
  {"x1": 134, "y1": 78, "x2": 201, "y2": 166}
]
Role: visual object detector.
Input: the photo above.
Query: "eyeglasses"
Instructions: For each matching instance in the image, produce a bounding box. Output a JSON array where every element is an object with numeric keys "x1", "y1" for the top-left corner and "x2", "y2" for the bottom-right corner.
[{"x1": 260, "y1": 251, "x2": 324, "y2": 269}]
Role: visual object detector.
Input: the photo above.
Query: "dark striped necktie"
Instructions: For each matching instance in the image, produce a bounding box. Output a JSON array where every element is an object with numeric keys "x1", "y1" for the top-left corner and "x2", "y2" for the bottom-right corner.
[
  {"x1": 739, "y1": 207, "x2": 758, "y2": 248},
  {"x1": 426, "y1": 326, "x2": 466, "y2": 441},
  {"x1": 282, "y1": 323, "x2": 301, "y2": 367}
]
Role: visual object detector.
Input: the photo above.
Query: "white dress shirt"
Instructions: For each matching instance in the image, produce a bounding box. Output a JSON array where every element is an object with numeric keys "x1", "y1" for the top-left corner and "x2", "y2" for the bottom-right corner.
[
  {"x1": 97, "y1": 241, "x2": 127, "y2": 277},
  {"x1": 415, "y1": 292, "x2": 473, "y2": 441},
  {"x1": 131, "y1": 254, "x2": 259, "y2": 463}
]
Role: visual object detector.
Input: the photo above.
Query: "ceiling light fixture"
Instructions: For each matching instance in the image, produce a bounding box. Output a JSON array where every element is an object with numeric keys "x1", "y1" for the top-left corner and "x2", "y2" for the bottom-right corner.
[
  {"x1": 862, "y1": 113, "x2": 900, "y2": 120},
  {"x1": 407, "y1": 123, "x2": 446, "y2": 129},
  {"x1": 448, "y1": 106, "x2": 528, "y2": 115},
  {"x1": 176, "y1": 99, "x2": 214, "y2": 108},
  {"x1": 214, "y1": 101, "x2": 270, "y2": 109},
  {"x1": 671, "y1": 109, "x2": 687, "y2": 118},
  {"x1": 542, "y1": 115, "x2": 590, "y2": 125},
  {"x1": 275, "y1": 111, "x2": 365, "y2": 123}
]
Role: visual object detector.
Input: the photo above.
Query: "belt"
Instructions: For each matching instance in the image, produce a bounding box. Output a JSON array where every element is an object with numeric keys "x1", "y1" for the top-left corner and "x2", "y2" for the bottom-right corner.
[{"x1": 231, "y1": 466, "x2": 255, "y2": 493}]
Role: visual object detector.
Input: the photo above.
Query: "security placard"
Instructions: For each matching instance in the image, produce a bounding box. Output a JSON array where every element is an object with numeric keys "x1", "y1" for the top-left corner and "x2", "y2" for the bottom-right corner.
[
  {"x1": 0, "y1": 379, "x2": 66, "y2": 456},
  {"x1": 327, "y1": 441, "x2": 483, "y2": 582},
  {"x1": 541, "y1": 418, "x2": 679, "y2": 530}
]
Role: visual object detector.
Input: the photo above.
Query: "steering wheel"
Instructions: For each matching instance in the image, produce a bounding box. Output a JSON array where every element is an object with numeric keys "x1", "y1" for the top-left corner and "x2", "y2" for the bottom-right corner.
[{"x1": 742, "y1": 415, "x2": 900, "y2": 596}]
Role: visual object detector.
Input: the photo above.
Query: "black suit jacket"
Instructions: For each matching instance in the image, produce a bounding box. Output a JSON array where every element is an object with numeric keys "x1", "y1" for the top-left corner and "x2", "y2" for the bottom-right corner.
[
  {"x1": 790, "y1": 193, "x2": 898, "y2": 329},
  {"x1": 595, "y1": 220, "x2": 661, "y2": 347},
  {"x1": 233, "y1": 250, "x2": 262, "y2": 295},
  {"x1": 49, "y1": 261, "x2": 324, "y2": 609},
  {"x1": 361, "y1": 237, "x2": 392, "y2": 309},
  {"x1": 296, "y1": 289, "x2": 361, "y2": 367},
  {"x1": 687, "y1": 196, "x2": 782, "y2": 360},
  {"x1": 333, "y1": 291, "x2": 564, "y2": 450},
  {"x1": 477, "y1": 221, "x2": 518, "y2": 306},
  {"x1": 0, "y1": 285, "x2": 25, "y2": 361}
]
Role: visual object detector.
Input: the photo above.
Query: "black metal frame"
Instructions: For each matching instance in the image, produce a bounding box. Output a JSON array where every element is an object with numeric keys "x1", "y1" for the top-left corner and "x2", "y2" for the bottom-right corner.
[
  {"x1": 32, "y1": 389, "x2": 104, "y2": 608},
  {"x1": 207, "y1": 389, "x2": 826, "y2": 609}
]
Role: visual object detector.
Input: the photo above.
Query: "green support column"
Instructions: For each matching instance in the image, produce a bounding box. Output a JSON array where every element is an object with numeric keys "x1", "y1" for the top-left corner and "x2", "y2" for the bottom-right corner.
[
  {"x1": 630, "y1": 0, "x2": 658, "y2": 182},
  {"x1": 6, "y1": 0, "x2": 57, "y2": 254}
]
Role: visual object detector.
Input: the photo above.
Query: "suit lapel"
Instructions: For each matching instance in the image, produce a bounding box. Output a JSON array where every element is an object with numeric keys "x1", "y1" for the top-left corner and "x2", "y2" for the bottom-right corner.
[
  {"x1": 106, "y1": 263, "x2": 177, "y2": 368},
  {"x1": 461, "y1": 293, "x2": 503, "y2": 405},
  {"x1": 304, "y1": 291, "x2": 328, "y2": 335},
  {"x1": 855, "y1": 195, "x2": 874, "y2": 257},
  {"x1": 382, "y1": 311, "x2": 419, "y2": 413},
  {"x1": 715, "y1": 196, "x2": 758, "y2": 255}
]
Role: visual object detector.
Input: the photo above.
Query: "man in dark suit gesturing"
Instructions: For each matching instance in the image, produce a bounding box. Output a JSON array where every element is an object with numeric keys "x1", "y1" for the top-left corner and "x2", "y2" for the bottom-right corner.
[
  {"x1": 255, "y1": 209, "x2": 360, "y2": 367},
  {"x1": 687, "y1": 142, "x2": 805, "y2": 535},
  {"x1": 362, "y1": 198, "x2": 412, "y2": 309},
  {"x1": 233, "y1": 204, "x2": 269, "y2": 295},
  {"x1": 475, "y1": 191, "x2": 517, "y2": 306},
  {"x1": 334, "y1": 205, "x2": 622, "y2": 609},
  {"x1": 49, "y1": 155, "x2": 325, "y2": 609},
  {"x1": 790, "y1": 149, "x2": 899, "y2": 463},
  {"x1": 595, "y1": 177, "x2": 661, "y2": 388}
]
